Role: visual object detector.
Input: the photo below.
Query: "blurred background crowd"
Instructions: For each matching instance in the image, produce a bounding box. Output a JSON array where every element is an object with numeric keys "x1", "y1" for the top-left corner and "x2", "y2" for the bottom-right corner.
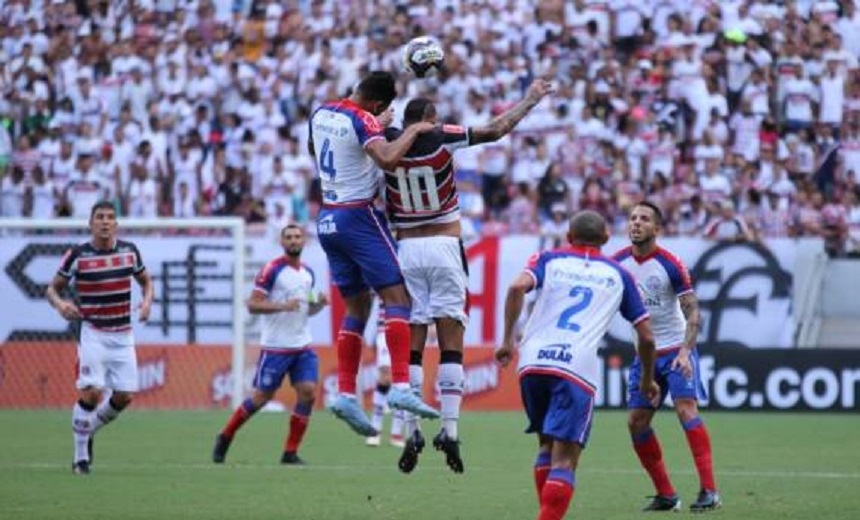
[{"x1": 1, "y1": 0, "x2": 860, "y2": 257}]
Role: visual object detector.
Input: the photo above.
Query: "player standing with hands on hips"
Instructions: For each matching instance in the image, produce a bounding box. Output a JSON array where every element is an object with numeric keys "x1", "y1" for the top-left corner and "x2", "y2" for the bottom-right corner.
[
  {"x1": 613, "y1": 202, "x2": 721, "y2": 512},
  {"x1": 309, "y1": 71, "x2": 439, "y2": 436},
  {"x1": 213, "y1": 224, "x2": 328, "y2": 465},
  {"x1": 46, "y1": 201, "x2": 154, "y2": 475},
  {"x1": 496, "y1": 210, "x2": 660, "y2": 520}
]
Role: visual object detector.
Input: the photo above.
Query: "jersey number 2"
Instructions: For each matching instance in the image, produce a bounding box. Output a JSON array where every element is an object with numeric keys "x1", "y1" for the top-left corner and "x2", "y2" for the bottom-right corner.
[
  {"x1": 394, "y1": 166, "x2": 440, "y2": 212},
  {"x1": 319, "y1": 138, "x2": 336, "y2": 180},
  {"x1": 556, "y1": 285, "x2": 593, "y2": 332}
]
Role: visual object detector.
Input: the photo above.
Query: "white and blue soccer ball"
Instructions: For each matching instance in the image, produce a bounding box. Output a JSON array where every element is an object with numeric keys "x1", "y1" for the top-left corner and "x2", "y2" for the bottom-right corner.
[{"x1": 402, "y1": 36, "x2": 445, "y2": 78}]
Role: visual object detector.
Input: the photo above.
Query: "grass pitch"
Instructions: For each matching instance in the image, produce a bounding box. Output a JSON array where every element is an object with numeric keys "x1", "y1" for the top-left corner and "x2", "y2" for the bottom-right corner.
[{"x1": 0, "y1": 410, "x2": 858, "y2": 520}]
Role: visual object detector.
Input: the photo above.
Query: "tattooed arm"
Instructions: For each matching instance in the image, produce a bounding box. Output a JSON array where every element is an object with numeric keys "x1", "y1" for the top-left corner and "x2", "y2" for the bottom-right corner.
[
  {"x1": 679, "y1": 291, "x2": 701, "y2": 351},
  {"x1": 470, "y1": 79, "x2": 554, "y2": 144}
]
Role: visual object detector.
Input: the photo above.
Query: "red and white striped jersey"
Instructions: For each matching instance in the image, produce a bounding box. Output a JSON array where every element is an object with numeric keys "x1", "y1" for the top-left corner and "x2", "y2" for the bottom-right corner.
[
  {"x1": 57, "y1": 240, "x2": 146, "y2": 333},
  {"x1": 383, "y1": 125, "x2": 471, "y2": 229}
]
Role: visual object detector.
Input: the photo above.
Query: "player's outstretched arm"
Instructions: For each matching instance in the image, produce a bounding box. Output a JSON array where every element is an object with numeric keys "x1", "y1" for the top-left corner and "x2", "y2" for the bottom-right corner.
[
  {"x1": 470, "y1": 79, "x2": 554, "y2": 145},
  {"x1": 366, "y1": 121, "x2": 435, "y2": 170},
  {"x1": 496, "y1": 272, "x2": 534, "y2": 367}
]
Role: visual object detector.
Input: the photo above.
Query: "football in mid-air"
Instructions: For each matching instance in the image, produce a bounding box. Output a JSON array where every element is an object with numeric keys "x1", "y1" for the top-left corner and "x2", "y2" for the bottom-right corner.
[{"x1": 402, "y1": 36, "x2": 445, "y2": 78}]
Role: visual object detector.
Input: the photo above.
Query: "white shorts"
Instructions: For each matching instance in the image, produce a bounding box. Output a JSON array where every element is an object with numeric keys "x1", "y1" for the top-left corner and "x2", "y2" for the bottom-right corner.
[
  {"x1": 375, "y1": 333, "x2": 391, "y2": 368},
  {"x1": 398, "y1": 236, "x2": 469, "y2": 326},
  {"x1": 76, "y1": 324, "x2": 139, "y2": 392}
]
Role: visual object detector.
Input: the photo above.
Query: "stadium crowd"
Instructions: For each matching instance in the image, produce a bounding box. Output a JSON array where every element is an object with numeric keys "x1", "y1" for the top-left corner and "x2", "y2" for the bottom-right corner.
[{"x1": 1, "y1": 0, "x2": 860, "y2": 256}]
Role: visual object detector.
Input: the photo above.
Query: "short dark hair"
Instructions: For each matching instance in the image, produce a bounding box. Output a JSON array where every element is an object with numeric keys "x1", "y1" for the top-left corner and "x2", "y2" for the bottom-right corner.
[
  {"x1": 90, "y1": 200, "x2": 116, "y2": 219},
  {"x1": 403, "y1": 98, "x2": 436, "y2": 126},
  {"x1": 355, "y1": 71, "x2": 397, "y2": 106},
  {"x1": 569, "y1": 210, "x2": 607, "y2": 245},
  {"x1": 280, "y1": 223, "x2": 304, "y2": 237},
  {"x1": 633, "y1": 201, "x2": 664, "y2": 226}
]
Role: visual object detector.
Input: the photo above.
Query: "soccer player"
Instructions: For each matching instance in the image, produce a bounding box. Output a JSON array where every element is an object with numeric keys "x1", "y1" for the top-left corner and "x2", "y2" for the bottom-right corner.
[
  {"x1": 495, "y1": 210, "x2": 659, "y2": 520},
  {"x1": 613, "y1": 201, "x2": 721, "y2": 512},
  {"x1": 46, "y1": 201, "x2": 154, "y2": 475},
  {"x1": 309, "y1": 71, "x2": 439, "y2": 436},
  {"x1": 213, "y1": 224, "x2": 327, "y2": 465},
  {"x1": 386, "y1": 79, "x2": 553, "y2": 474}
]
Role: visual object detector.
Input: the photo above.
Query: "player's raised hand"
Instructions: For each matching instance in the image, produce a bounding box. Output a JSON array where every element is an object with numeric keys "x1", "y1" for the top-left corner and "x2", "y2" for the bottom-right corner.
[
  {"x1": 670, "y1": 349, "x2": 694, "y2": 379},
  {"x1": 57, "y1": 300, "x2": 82, "y2": 321},
  {"x1": 138, "y1": 299, "x2": 152, "y2": 322},
  {"x1": 525, "y1": 78, "x2": 555, "y2": 103}
]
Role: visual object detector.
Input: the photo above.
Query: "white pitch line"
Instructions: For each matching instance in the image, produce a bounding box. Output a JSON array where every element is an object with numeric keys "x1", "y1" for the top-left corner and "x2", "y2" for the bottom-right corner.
[{"x1": 5, "y1": 462, "x2": 860, "y2": 480}]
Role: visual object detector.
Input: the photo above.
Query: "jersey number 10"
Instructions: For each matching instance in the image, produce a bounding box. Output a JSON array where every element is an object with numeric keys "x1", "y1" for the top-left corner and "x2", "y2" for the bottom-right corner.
[{"x1": 394, "y1": 166, "x2": 441, "y2": 212}]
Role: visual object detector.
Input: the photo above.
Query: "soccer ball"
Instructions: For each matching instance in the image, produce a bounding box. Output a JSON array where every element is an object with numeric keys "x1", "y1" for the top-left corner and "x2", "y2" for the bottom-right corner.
[{"x1": 402, "y1": 36, "x2": 445, "y2": 78}]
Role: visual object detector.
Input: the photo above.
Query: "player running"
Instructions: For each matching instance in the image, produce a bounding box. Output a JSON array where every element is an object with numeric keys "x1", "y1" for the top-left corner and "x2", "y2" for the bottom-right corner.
[
  {"x1": 309, "y1": 71, "x2": 439, "y2": 437},
  {"x1": 496, "y1": 210, "x2": 659, "y2": 520},
  {"x1": 212, "y1": 224, "x2": 327, "y2": 465},
  {"x1": 385, "y1": 79, "x2": 553, "y2": 474},
  {"x1": 613, "y1": 201, "x2": 721, "y2": 512},
  {"x1": 46, "y1": 201, "x2": 154, "y2": 475}
]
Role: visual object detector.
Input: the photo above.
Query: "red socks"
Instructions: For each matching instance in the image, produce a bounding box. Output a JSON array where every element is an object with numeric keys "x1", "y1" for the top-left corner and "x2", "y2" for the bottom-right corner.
[
  {"x1": 537, "y1": 468, "x2": 575, "y2": 520},
  {"x1": 533, "y1": 452, "x2": 551, "y2": 498},
  {"x1": 336, "y1": 317, "x2": 365, "y2": 394},
  {"x1": 683, "y1": 417, "x2": 716, "y2": 491},
  {"x1": 632, "y1": 428, "x2": 676, "y2": 497},
  {"x1": 383, "y1": 305, "x2": 411, "y2": 385},
  {"x1": 285, "y1": 414, "x2": 309, "y2": 453},
  {"x1": 221, "y1": 398, "x2": 257, "y2": 439}
]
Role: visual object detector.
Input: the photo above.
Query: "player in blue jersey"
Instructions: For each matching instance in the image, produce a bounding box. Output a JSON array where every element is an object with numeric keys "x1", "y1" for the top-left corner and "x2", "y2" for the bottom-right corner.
[
  {"x1": 309, "y1": 71, "x2": 439, "y2": 436},
  {"x1": 496, "y1": 210, "x2": 659, "y2": 520},
  {"x1": 613, "y1": 202, "x2": 720, "y2": 512}
]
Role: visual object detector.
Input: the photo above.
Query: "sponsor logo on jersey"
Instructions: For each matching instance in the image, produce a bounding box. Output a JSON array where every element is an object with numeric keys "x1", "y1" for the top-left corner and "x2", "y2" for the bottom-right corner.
[{"x1": 537, "y1": 343, "x2": 573, "y2": 364}]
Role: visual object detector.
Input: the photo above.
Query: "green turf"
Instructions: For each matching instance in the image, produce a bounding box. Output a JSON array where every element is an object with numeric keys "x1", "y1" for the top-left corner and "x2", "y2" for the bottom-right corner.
[{"x1": 0, "y1": 410, "x2": 858, "y2": 520}]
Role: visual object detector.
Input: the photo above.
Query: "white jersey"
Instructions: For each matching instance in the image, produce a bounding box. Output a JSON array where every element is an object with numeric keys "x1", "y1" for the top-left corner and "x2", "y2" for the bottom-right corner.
[
  {"x1": 517, "y1": 246, "x2": 649, "y2": 392},
  {"x1": 252, "y1": 257, "x2": 316, "y2": 349},
  {"x1": 613, "y1": 246, "x2": 693, "y2": 351},
  {"x1": 310, "y1": 99, "x2": 385, "y2": 205}
]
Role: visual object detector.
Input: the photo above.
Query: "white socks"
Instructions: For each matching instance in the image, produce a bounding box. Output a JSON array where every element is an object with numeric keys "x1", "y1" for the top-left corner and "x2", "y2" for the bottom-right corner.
[{"x1": 438, "y1": 363, "x2": 464, "y2": 440}]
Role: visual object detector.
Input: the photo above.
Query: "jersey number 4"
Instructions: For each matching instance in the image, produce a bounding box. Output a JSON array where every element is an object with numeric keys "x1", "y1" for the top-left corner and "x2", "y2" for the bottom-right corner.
[
  {"x1": 556, "y1": 285, "x2": 593, "y2": 332},
  {"x1": 395, "y1": 166, "x2": 441, "y2": 212},
  {"x1": 319, "y1": 138, "x2": 337, "y2": 180}
]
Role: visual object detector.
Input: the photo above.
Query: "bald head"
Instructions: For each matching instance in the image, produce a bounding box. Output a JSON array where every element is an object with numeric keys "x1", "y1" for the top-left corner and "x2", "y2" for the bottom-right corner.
[{"x1": 568, "y1": 210, "x2": 609, "y2": 247}]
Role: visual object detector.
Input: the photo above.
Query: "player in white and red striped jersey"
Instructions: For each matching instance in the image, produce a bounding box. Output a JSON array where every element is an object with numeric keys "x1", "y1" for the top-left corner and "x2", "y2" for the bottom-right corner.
[
  {"x1": 46, "y1": 201, "x2": 154, "y2": 475},
  {"x1": 382, "y1": 79, "x2": 553, "y2": 475},
  {"x1": 612, "y1": 202, "x2": 721, "y2": 512}
]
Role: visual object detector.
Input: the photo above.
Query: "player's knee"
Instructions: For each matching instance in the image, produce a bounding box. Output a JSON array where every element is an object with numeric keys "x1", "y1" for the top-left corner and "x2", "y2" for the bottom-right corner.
[
  {"x1": 79, "y1": 388, "x2": 101, "y2": 407},
  {"x1": 111, "y1": 392, "x2": 134, "y2": 409},
  {"x1": 627, "y1": 413, "x2": 651, "y2": 433},
  {"x1": 674, "y1": 399, "x2": 698, "y2": 423},
  {"x1": 296, "y1": 386, "x2": 316, "y2": 405}
]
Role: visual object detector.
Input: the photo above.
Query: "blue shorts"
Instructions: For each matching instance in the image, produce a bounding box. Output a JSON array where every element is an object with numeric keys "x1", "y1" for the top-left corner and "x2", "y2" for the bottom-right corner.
[
  {"x1": 252, "y1": 349, "x2": 319, "y2": 392},
  {"x1": 627, "y1": 348, "x2": 707, "y2": 409},
  {"x1": 520, "y1": 374, "x2": 595, "y2": 447},
  {"x1": 317, "y1": 205, "x2": 403, "y2": 297}
]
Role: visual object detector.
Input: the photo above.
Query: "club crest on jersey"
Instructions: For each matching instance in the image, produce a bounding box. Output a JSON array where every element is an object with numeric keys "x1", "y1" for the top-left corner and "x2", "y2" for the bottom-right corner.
[{"x1": 537, "y1": 343, "x2": 573, "y2": 363}]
